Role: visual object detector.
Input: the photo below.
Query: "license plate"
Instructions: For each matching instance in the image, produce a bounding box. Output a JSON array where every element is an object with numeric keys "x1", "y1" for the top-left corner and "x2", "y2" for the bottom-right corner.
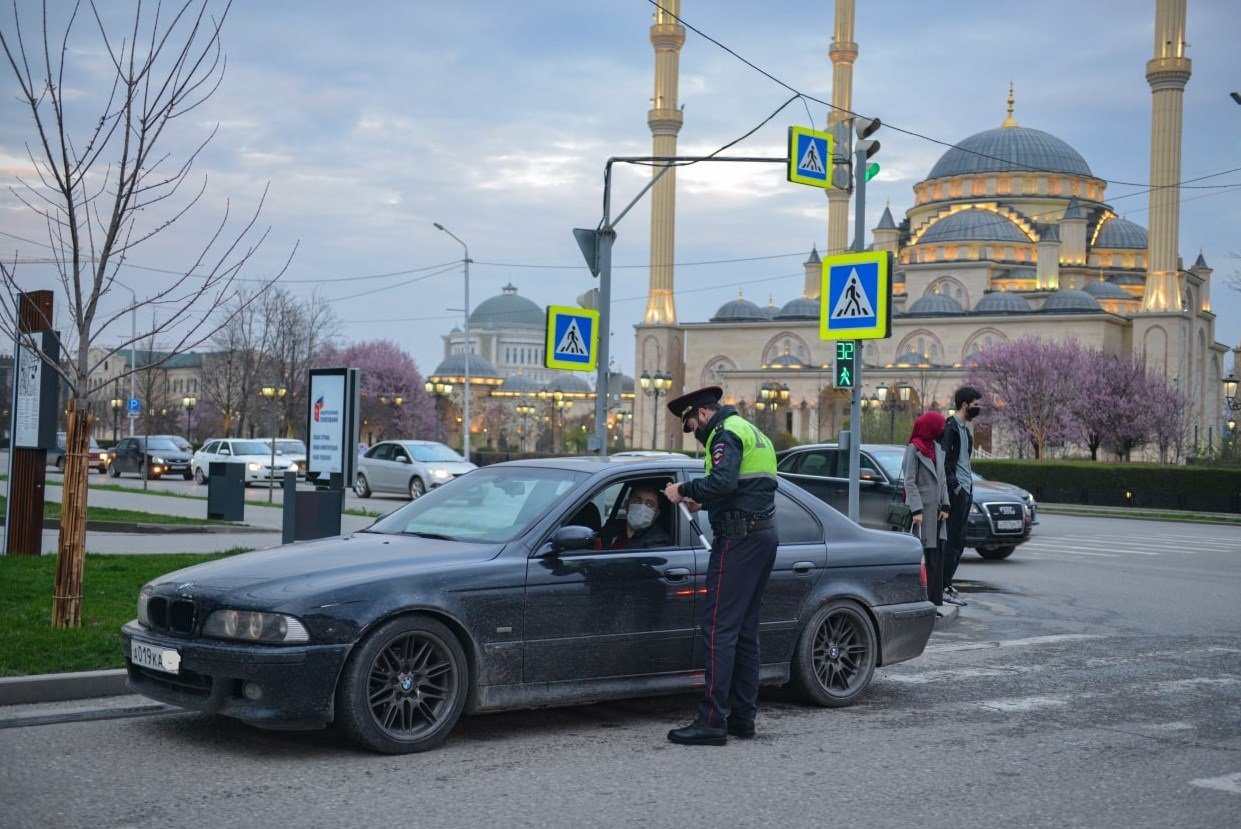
[
  {"x1": 996, "y1": 519, "x2": 1023, "y2": 531},
  {"x1": 131, "y1": 639, "x2": 181, "y2": 674}
]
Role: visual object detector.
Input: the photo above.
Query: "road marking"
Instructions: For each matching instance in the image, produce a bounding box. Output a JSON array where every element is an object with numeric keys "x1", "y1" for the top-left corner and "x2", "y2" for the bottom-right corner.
[
  {"x1": 1189, "y1": 772, "x2": 1241, "y2": 795},
  {"x1": 925, "y1": 633, "x2": 1104, "y2": 653},
  {"x1": 977, "y1": 695, "x2": 1069, "y2": 713}
]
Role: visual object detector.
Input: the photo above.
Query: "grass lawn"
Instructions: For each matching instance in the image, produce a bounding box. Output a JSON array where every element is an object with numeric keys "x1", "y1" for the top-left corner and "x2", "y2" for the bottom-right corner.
[
  {"x1": 0, "y1": 495, "x2": 226, "y2": 526},
  {"x1": 0, "y1": 550, "x2": 249, "y2": 676}
]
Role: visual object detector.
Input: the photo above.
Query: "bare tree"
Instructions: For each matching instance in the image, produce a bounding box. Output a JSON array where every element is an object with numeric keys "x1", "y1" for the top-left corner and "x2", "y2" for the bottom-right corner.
[
  {"x1": 257, "y1": 287, "x2": 338, "y2": 438},
  {"x1": 199, "y1": 287, "x2": 264, "y2": 437},
  {"x1": 0, "y1": 1, "x2": 291, "y2": 626}
]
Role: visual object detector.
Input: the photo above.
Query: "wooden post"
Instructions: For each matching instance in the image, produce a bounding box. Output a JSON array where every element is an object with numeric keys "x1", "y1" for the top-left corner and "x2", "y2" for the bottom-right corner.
[
  {"x1": 52, "y1": 399, "x2": 92, "y2": 627},
  {"x1": 4, "y1": 290, "x2": 54, "y2": 556}
]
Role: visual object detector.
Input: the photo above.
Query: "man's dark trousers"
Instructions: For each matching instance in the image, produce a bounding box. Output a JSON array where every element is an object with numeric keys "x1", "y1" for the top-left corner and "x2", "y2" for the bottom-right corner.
[
  {"x1": 942, "y1": 486, "x2": 971, "y2": 588},
  {"x1": 695, "y1": 526, "x2": 777, "y2": 728}
]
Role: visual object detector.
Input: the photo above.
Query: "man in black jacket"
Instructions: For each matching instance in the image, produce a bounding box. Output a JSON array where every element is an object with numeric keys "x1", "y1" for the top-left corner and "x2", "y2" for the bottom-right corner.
[{"x1": 940, "y1": 385, "x2": 982, "y2": 605}]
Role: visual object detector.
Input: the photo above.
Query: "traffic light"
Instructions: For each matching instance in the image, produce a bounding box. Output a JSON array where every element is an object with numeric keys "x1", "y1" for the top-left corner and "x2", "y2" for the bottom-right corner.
[
  {"x1": 833, "y1": 340, "x2": 856, "y2": 389},
  {"x1": 855, "y1": 116, "x2": 881, "y2": 181}
]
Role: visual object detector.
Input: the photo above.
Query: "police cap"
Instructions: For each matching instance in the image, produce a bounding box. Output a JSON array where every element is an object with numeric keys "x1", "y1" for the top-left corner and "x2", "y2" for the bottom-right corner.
[{"x1": 666, "y1": 385, "x2": 723, "y2": 432}]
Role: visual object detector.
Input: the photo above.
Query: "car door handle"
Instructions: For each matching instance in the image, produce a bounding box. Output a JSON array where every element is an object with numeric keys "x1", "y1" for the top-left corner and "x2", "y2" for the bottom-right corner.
[
  {"x1": 792, "y1": 561, "x2": 815, "y2": 574},
  {"x1": 664, "y1": 567, "x2": 691, "y2": 581}
]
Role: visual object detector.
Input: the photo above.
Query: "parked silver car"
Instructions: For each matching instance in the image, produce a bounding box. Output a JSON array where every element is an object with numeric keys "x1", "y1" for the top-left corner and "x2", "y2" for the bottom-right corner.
[{"x1": 354, "y1": 440, "x2": 475, "y2": 499}]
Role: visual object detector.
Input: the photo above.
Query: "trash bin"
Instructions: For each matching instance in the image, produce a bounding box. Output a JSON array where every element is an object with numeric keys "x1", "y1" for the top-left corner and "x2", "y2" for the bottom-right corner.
[
  {"x1": 282, "y1": 470, "x2": 343, "y2": 543},
  {"x1": 207, "y1": 461, "x2": 245, "y2": 521}
]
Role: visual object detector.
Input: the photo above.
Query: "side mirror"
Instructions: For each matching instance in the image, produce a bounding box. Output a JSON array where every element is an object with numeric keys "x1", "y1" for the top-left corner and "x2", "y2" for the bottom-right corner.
[
  {"x1": 859, "y1": 467, "x2": 881, "y2": 482},
  {"x1": 219, "y1": 448, "x2": 231, "y2": 456},
  {"x1": 549, "y1": 525, "x2": 596, "y2": 554},
  {"x1": 396, "y1": 455, "x2": 411, "y2": 464}
]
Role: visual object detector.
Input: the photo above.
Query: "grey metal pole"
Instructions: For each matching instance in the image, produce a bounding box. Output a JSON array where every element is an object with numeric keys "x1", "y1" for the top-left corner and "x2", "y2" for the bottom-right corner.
[
  {"x1": 435, "y1": 224, "x2": 471, "y2": 462},
  {"x1": 593, "y1": 227, "x2": 616, "y2": 458},
  {"x1": 846, "y1": 141, "x2": 869, "y2": 523}
]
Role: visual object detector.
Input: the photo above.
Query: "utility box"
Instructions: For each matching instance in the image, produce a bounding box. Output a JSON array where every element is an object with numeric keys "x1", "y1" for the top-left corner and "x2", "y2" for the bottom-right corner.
[
  {"x1": 282, "y1": 471, "x2": 343, "y2": 543},
  {"x1": 207, "y1": 461, "x2": 245, "y2": 522}
]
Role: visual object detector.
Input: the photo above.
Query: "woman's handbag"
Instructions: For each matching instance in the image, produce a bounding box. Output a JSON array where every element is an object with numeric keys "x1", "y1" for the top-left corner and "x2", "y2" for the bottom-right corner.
[{"x1": 886, "y1": 499, "x2": 914, "y2": 532}]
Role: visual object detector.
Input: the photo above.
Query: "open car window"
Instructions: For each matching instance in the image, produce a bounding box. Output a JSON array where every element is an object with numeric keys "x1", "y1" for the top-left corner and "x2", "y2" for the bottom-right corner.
[{"x1": 368, "y1": 466, "x2": 587, "y2": 543}]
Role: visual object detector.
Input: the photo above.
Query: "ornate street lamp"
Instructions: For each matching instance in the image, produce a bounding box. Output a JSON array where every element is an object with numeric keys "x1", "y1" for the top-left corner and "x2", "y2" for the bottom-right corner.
[
  {"x1": 109, "y1": 397, "x2": 123, "y2": 442},
  {"x1": 376, "y1": 392, "x2": 406, "y2": 442},
  {"x1": 515, "y1": 402, "x2": 536, "y2": 452},
  {"x1": 424, "y1": 380, "x2": 455, "y2": 443},
  {"x1": 182, "y1": 396, "x2": 197, "y2": 443},
  {"x1": 639, "y1": 370, "x2": 672, "y2": 449},
  {"x1": 1224, "y1": 372, "x2": 1240, "y2": 412}
]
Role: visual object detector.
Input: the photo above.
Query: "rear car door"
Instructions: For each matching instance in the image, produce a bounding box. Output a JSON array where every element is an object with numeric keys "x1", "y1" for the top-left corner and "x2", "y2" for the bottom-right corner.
[
  {"x1": 524, "y1": 472, "x2": 699, "y2": 682},
  {"x1": 857, "y1": 450, "x2": 902, "y2": 529},
  {"x1": 778, "y1": 448, "x2": 846, "y2": 514}
]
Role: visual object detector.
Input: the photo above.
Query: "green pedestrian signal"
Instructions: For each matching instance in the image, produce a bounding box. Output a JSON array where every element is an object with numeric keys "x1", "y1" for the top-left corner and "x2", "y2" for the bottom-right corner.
[
  {"x1": 865, "y1": 162, "x2": 880, "y2": 182},
  {"x1": 834, "y1": 340, "x2": 856, "y2": 389}
]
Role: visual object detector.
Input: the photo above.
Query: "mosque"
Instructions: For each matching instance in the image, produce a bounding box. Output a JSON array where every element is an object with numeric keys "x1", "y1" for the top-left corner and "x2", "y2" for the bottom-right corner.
[{"x1": 432, "y1": 0, "x2": 1232, "y2": 457}]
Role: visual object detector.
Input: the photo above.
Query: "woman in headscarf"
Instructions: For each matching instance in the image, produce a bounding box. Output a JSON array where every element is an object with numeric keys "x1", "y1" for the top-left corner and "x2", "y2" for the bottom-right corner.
[{"x1": 903, "y1": 411, "x2": 951, "y2": 609}]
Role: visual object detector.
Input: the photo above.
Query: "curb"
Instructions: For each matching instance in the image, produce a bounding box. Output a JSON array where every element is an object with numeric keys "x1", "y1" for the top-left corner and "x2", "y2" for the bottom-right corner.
[
  {"x1": 0, "y1": 669, "x2": 129, "y2": 706},
  {"x1": 933, "y1": 602, "x2": 960, "y2": 628},
  {"x1": 1, "y1": 517, "x2": 278, "y2": 534}
]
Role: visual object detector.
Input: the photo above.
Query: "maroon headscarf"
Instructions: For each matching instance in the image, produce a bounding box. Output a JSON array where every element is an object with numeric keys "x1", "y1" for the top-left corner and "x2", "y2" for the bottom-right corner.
[{"x1": 909, "y1": 410, "x2": 946, "y2": 460}]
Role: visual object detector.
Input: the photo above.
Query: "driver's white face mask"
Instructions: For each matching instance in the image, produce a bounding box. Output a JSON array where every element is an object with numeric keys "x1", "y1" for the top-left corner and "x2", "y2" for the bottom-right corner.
[{"x1": 626, "y1": 503, "x2": 656, "y2": 531}]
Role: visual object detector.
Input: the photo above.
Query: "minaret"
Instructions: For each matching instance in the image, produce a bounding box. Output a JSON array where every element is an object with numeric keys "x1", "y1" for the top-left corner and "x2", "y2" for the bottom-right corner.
[
  {"x1": 644, "y1": 1, "x2": 685, "y2": 324},
  {"x1": 825, "y1": 0, "x2": 857, "y2": 262},
  {"x1": 1142, "y1": 0, "x2": 1191, "y2": 311}
]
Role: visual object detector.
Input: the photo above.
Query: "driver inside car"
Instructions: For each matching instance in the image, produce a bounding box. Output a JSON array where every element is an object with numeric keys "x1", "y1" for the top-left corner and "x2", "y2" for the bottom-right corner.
[{"x1": 596, "y1": 482, "x2": 672, "y2": 550}]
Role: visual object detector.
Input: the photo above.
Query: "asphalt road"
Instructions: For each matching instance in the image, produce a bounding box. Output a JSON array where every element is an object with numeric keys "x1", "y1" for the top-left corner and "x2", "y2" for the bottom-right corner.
[{"x1": 1, "y1": 514, "x2": 1238, "y2": 828}]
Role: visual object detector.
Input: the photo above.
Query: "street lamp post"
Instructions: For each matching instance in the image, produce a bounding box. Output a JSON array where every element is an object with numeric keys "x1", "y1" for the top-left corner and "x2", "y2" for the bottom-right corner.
[
  {"x1": 613, "y1": 410, "x2": 633, "y2": 449},
  {"x1": 515, "y1": 402, "x2": 536, "y2": 452},
  {"x1": 259, "y1": 385, "x2": 287, "y2": 504},
  {"x1": 1224, "y1": 372, "x2": 1240, "y2": 412},
  {"x1": 639, "y1": 370, "x2": 671, "y2": 449},
  {"x1": 434, "y1": 223, "x2": 472, "y2": 463},
  {"x1": 376, "y1": 393, "x2": 406, "y2": 442},
  {"x1": 756, "y1": 381, "x2": 790, "y2": 437},
  {"x1": 553, "y1": 397, "x2": 574, "y2": 453},
  {"x1": 424, "y1": 380, "x2": 454, "y2": 444},
  {"x1": 182, "y1": 396, "x2": 197, "y2": 444},
  {"x1": 109, "y1": 398, "x2": 123, "y2": 442},
  {"x1": 876, "y1": 382, "x2": 913, "y2": 442}
]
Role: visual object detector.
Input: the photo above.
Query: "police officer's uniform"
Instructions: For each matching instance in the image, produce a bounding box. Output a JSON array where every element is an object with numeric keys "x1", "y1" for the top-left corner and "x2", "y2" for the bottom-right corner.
[{"x1": 664, "y1": 386, "x2": 778, "y2": 745}]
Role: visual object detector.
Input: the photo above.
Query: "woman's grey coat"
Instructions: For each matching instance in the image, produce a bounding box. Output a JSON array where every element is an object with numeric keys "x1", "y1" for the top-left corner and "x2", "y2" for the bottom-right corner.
[{"x1": 902, "y1": 442, "x2": 950, "y2": 548}]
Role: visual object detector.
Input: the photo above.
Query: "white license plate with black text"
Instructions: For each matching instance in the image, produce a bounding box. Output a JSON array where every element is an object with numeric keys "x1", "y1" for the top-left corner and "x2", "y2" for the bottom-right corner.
[
  {"x1": 131, "y1": 639, "x2": 181, "y2": 674},
  {"x1": 996, "y1": 519, "x2": 1023, "y2": 531}
]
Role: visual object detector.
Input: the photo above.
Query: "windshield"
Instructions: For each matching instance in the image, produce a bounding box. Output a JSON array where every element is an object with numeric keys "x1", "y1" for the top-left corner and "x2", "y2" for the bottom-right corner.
[
  {"x1": 368, "y1": 465, "x2": 587, "y2": 543},
  {"x1": 868, "y1": 447, "x2": 906, "y2": 480},
  {"x1": 273, "y1": 440, "x2": 305, "y2": 454},
  {"x1": 230, "y1": 440, "x2": 271, "y2": 455},
  {"x1": 406, "y1": 443, "x2": 463, "y2": 463},
  {"x1": 144, "y1": 437, "x2": 185, "y2": 451}
]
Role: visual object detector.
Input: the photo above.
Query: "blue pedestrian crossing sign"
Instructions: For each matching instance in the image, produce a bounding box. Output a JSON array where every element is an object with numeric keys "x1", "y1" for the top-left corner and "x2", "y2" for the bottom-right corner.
[
  {"x1": 820, "y1": 251, "x2": 893, "y2": 341},
  {"x1": 787, "y1": 126, "x2": 834, "y2": 188},
  {"x1": 544, "y1": 305, "x2": 599, "y2": 372}
]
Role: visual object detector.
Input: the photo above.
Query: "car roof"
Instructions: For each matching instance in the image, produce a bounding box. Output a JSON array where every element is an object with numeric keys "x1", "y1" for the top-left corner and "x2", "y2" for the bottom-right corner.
[
  {"x1": 780, "y1": 443, "x2": 905, "y2": 453},
  {"x1": 489, "y1": 455, "x2": 700, "y2": 473}
]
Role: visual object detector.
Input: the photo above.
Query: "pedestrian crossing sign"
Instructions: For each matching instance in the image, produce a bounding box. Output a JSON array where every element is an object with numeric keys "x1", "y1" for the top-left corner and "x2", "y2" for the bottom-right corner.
[
  {"x1": 787, "y1": 126, "x2": 834, "y2": 188},
  {"x1": 545, "y1": 305, "x2": 599, "y2": 371},
  {"x1": 820, "y1": 250, "x2": 892, "y2": 341}
]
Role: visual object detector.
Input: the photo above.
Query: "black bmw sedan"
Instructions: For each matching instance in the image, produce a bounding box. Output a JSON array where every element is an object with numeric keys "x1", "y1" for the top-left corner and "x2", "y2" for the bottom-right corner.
[{"x1": 122, "y1": 456, "x2": 936, "y2": 754}]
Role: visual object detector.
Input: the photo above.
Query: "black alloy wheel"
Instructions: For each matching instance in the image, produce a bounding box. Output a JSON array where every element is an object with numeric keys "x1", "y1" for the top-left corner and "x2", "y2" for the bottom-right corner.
[
  {"x1": 408, "y1": 477, "x2": 426, "y2": 500},
  {"x1": 789, "y1": 599, "x2": 878, "y2": 708},
  {"x1": 106, "y1": 462, "x2": 120, "y2": 478},
  {"x1": 354, "y1": 473, "x2": 371, "y2": 498},
  {"x1": 337, "y1": 615, "x2": 468, "y2": 754},
  {"x1": 977, "y1": 545, "x2": 1016, "y2": 560}
]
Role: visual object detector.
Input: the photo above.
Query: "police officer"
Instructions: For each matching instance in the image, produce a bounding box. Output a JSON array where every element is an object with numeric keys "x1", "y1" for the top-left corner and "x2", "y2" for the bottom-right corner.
[{"x1": 661, "y1": 386, "x2": 778, "y2": 746}]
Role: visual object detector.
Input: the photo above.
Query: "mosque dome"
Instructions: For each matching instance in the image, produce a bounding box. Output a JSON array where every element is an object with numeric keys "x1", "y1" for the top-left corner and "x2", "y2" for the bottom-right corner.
[
  {"x1": 973, "y1": 291, "x2": 1033, "y2": 314},
  {"x1": 926, "y1": 126, "x2": 1093, "y2": 181},
  {"x1": 764, "y1": 352, "x2": 805, "y2": 370},
  {"x1": 430, "y1": 352, "x2": 502, "y2": 381},
  {"x1": 906, "y1": 293, "x2": 965, "y2": 315},
  {"x1": 1080, "y1": 280, "x2": 1134, "y2": 300},
  {"x1": 1041, "y1": 288, "x2": 1101, "y2": 312},
  {"x1": 544, "y1": 373, "x2": 593, "y2": 396},
  {"x1": 776, "y1": 297, "x2": 820, "y2": 320},
  {"x1": 711, "y1": 293, "x2": 765, "y2": 322},
  {"x1": 919, "y1": 209, "x2": 1030, "y2": 244},
  {"x1": 469, "y1": 283, "x2": 544, "y2": 328},
  {"x1": 494, "y1": 373, "x2": 544, "y2": 396},
  {"x1": 1093, "y1": 217, "x2": 1149, "y2": 250}
]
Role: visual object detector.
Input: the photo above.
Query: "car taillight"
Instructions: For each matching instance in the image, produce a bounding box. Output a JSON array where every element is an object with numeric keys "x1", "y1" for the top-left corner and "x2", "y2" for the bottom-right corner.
[{"x1": 920, "y1": 556, "x2": 927, "y2": 589}]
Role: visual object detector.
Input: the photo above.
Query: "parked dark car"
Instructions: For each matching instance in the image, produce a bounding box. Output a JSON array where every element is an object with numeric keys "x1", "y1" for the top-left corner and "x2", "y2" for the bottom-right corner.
[
  {"x1": 106, "y1": 435, "x2": 194, "y2": 480},
  {"x1": 121, "y1": 456, "x2": 935, "y2": 754},
  {"x1": 47, "y1": 431, "x2": 109, "y2": 473},
  {"x1": 777, "y1": 443, "x2": 1033, "y2": 560}
]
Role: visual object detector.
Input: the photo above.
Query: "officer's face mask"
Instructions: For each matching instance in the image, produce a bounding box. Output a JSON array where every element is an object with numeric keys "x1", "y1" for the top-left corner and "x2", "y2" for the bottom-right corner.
[{"x1": 626, "y1": 502, "x2": 656, "y2": 531}]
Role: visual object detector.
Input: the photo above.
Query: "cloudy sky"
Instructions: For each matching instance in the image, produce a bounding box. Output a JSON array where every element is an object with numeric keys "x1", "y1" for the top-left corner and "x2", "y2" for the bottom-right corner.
[{"x1": 2, "y1": 0, "x2": 1239, "y2": 384}]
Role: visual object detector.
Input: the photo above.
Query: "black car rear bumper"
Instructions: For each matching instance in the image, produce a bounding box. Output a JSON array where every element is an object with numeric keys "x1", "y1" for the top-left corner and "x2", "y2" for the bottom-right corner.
[
  {"x1": 872, "y1": 600, "x2": 936, "y2": 666},
  {"x1": 121, "y1": 620, "x2": 351, "y2": 728}
]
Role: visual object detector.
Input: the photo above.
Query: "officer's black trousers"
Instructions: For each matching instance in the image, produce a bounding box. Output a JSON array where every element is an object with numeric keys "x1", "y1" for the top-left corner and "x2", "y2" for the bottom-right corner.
[{"x1": 695, "y1": 526, "x2": 777, "y2": 728}]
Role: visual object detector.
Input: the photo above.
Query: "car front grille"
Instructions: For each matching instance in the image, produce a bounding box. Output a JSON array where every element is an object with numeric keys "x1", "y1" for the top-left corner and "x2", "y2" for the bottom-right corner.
[
  {"x1": 147, "y1": 596, "x2": 198, "y2": 635},
  {"x1": 983, "y1": 502, "x2": 1025, "y2": 535}
]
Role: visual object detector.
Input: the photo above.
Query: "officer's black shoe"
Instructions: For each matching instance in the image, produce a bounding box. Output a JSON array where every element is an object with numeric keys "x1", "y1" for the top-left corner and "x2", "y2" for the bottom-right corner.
[
  {"x1": 726, "y1": 718, "x2": 755, "y2": 739},
  {"x1": 667, "y1": 721, "x2": 727, "y2": 746}
]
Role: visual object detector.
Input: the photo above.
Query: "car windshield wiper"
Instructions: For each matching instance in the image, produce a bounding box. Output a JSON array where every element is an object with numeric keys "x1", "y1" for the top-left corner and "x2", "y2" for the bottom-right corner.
[{"x1": 403, "y1": 531, "x2": 457, "y2": 541}]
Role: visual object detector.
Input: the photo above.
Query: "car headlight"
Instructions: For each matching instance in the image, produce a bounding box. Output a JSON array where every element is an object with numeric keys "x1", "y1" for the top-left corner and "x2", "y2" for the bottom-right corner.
[
  {"x1": 137, "y1": 585, "x2": 153, "y2": 626},
  {"x1": 288, "y1": 461, "x2": 300, "y2": 471},
  {"x1": 152, "y1": 457, "x2": 166, "y2": 465},
  {"x1": 430, "y1": 469, "x2": 451, "y2": 480},
  {"x1": 247, "y1": 462, "x2": 261, "y2": 471},
  {"x1": 202, "y1": 609, "x2": 310, "y2": 643},
  {"x1": 969, "y1": 502, "x2": 982, "y2": 515}
]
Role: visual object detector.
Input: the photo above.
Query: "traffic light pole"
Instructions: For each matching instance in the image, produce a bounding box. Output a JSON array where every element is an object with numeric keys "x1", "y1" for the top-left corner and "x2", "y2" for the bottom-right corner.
[{"x1": 845, "y1": 140, "x2": 870, "y2": 523}]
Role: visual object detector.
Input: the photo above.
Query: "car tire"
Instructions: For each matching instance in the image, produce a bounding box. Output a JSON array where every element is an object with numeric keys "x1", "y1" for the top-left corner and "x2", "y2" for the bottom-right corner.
[
  {"x1": 106, "y1": 463, "x2": 120, "y2": 478},
  {"x1": 977, "y1": 545, "x2": 1016, "y2": 560},
  {"x1": 787, "y1": 599, "x2": 878, "y2": 708},
  {"x1": 182, "y1": 471, "x2": 193, "y2": 480},
  {"x1": 55, "y1": 457, "x2": 65, "y2": 473},
  {"x1": 194, "y1": 467, "x2": 208, "y2": 485},
  {"x1": 408, "y1": 477, "x2": 426, "y2": 500},
  {"x1": 354, "y1": 473, "x2": 371, "y2": 498},
  {"x1": 336, "y1": 614, "x2": 468, "y2": 755}
]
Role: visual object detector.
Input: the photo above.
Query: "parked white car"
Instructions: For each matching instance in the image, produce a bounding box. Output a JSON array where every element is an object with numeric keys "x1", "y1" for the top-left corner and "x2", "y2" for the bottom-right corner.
[
  {"x1": 354, "y1": 440, "x2": 476, "y2": 499},
  {"x1": 191, "y1": 437, "x2": 299, "y2": 485}
]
